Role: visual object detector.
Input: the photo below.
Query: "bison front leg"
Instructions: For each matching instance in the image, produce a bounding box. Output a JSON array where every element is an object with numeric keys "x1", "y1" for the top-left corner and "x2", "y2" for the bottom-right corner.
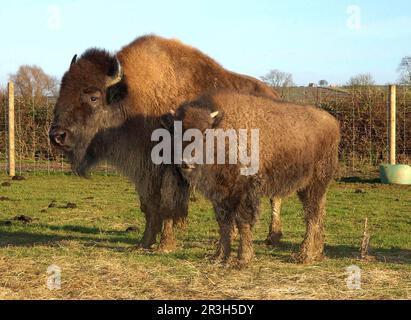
[
  {"x1": 139, "y1": 199, "x2": 163, "y2": 249},
  {"x1": 158, "y1": 218, "x2": 177, "y2": 253},
  {"x1": 141, "y1": 212, "x2": 162, "y2": 249},
  {"x1": 266, "y1": 197, "x2": 283, "y2": 246}
]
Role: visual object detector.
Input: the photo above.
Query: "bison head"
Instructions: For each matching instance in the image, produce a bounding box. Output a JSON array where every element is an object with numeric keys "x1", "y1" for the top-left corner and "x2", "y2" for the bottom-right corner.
[{"x1": 49, "y1": 49, "x2": 127, "y2": 176}]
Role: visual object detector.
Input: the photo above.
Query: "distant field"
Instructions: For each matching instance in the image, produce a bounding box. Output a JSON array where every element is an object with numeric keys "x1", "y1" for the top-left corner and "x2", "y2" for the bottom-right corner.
[{"x1": 0, "y1": 174, "x2": 410, "y2": 299}]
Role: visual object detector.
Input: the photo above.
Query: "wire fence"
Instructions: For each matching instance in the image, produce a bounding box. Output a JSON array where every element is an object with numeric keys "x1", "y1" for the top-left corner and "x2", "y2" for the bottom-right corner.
[
  {"x1": 0, "y1": 93, "x2": 114, "y2": 176},
  {"x1": 0, "y1": 85, "x2": 410, "y2": 177},
  {"x1": 280, "y1": 85, "x2": 411, "y2": 177}
]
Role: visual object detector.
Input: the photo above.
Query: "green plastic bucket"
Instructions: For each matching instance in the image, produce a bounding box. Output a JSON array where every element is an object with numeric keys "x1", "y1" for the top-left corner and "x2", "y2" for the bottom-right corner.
[{"x1": 379, "y1": 164, "x2": 411, "y2": 185}]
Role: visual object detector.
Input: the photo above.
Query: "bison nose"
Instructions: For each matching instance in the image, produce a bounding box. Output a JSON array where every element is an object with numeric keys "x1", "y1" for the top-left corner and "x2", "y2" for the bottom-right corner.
[
  {"x1": 49, "y1": 127, "x2": 68, "y2": 148},
  {"x1": 181, "y1": 160, "x2": 196, "y2": 170}
]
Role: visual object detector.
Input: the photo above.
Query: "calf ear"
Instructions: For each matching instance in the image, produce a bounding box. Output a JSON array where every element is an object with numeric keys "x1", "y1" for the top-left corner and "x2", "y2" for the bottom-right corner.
[
  {"x1": 211, "y1": 110, "x2": 223, "y2": 128},
  {"x1": 160, "y1": 111, "x2": 175, "y2": 131}
]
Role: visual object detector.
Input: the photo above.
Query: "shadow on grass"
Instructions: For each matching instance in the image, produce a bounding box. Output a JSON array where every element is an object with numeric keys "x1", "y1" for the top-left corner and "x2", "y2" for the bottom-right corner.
[
  {"x1": 256, "y1": 240, "x2": 411, "y2": 265},
  {"x1": 0, "y1": 224, "x2": 139, "y2": 248},
  {"x1": 338, "y1": 176, "x2": 381, "y2": 184},
  {"x1": 1, "y1": 225, "x2": 410, "y2": 265},
  {"x1": 39, "y1": 224, "x2": 131, "y2": 236}
]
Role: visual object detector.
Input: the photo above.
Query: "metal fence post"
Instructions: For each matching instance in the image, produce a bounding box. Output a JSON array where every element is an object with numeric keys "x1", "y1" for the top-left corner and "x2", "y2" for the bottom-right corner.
[{"x1": 389, "y1": 85, "x2": 396, "y2": 165}]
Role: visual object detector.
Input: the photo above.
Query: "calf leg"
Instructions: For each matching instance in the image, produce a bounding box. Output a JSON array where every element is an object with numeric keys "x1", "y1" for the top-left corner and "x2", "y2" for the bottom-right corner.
[
  {"x1": 213, "y1": 205, "x2": 234, "y2": 262},
  {"x1": 235, "y1": 190, "x2": 260, "y2": 265},
  {"x1": 214, "y1": 219, "x2": 233, "y2": 262},
  {"x1": 266, "y1": 197, "x2": 283, "y2": 246},
  {"x1": 237, "y1": 222, "x2": 254, "y2": 266},
  {"x1": 296, "y1": 185, "x2": 327, "y2": 264}
]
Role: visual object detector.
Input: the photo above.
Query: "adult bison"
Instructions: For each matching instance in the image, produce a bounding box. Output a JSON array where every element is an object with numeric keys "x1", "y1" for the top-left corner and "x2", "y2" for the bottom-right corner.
[
  {"x1": 49, "y1": 35, "x2": 282, "y2": 251},
  {"x1": 161, "y1": 91, "x2": 340, "y2": 264}
]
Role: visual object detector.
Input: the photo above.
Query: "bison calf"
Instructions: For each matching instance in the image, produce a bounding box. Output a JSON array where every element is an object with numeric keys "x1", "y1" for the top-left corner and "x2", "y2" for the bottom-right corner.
[{"x1": 161, "y1": 91, "x2": 340, "y2": 264}]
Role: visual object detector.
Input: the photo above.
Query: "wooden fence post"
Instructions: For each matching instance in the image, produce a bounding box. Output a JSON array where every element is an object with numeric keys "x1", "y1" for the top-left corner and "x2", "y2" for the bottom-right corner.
[
  {"x1": 7, "y1": 81, "x2": 15, "y2": 177},
  {"x1": 388, "y1": 85, "x2": 396, "y2": 165}
]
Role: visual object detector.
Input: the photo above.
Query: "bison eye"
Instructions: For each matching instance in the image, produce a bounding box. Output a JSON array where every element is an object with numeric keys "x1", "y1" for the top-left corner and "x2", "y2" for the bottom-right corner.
[{"x1": 90, "y1": 96, "x2": 98, "y2": 102}]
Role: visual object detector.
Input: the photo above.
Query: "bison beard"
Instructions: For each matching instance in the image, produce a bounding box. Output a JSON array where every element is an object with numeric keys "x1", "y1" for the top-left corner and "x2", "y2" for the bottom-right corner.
[{"x1": 51, "y1": 35, "x2": 280, "y2": 251}]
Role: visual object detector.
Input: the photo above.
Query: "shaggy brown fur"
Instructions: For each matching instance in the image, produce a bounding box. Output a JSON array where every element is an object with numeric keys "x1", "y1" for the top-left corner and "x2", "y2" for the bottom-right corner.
[
  {"x1": 163, "y1": 91, "x2": 340, "y2": 264},
  {"x1": 50, "y1": 35, "x2": 280, "y2": 251}
]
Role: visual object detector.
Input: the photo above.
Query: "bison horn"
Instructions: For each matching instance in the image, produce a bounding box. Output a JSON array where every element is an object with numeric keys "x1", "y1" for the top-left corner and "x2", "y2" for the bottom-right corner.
[
  {"x1": 106, "y1": 58, "x2": 123, "y2": 87},
  {"x1": 210, "y1": 111, "x2": 219, "y2": 119},
  {"x1": 169, "y1": 110, "x2": 175, "y2": 116},
  {"x1": 70, "y1": 54, "x2": 77, "y2": 67}
]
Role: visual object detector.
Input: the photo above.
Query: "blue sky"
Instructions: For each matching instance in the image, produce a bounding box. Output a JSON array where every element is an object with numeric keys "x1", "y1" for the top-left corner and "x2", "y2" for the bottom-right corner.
[{"x1": 0, "y1": 0, "x2": 410, "y2": 86}]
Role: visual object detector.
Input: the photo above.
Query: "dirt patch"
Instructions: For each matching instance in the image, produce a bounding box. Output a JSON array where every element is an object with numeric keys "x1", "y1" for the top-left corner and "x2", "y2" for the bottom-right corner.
[
  {"x1": 12, "y1": 176, "x2": 26, "y2": 181},
  {"x1": 0, "y1": 196, "x2": 10, "y2": 201},
  {"x1": 65, "y1": 203, "x2": 77, "y2": 209},
  {"x1": 1, "y1": 182, "x2": 11, "y2": 187},
  {"x1": 48, "y1": 200, "x2": 57, "y2": 208},
  {"x1": 13, "y1": 215, "x2": 32, "y2": 224},
  {"x1": 125, "y1": 226, "x2": 139, "y2": 233}
]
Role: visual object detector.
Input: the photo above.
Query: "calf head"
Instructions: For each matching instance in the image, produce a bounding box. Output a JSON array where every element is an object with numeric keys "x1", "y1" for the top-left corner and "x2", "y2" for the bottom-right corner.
[{"x1": 161, "y1": 103, "x2": 222, "y2": 176}]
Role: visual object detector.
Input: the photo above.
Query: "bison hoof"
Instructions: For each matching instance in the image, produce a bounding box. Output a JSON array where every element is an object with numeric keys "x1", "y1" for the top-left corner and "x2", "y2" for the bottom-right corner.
[
  {"x1": 265, "y1": 232, "x2": 283, "y2": 246},
  {"x1": 158, "y1": 240, "x2": 177, "y2": 253},
  {"x1": 210, "y1": 251, "x2": 231, "y2": 264},
  {"x1": 293, "y1": 252, "x2": 324, "y2": 264},
  {"x1": 235, "y1": 258, "x2": 252, "y2": 269},
  {"x1": 136, "y1": 239, "x2": 157, "y2": 250}
]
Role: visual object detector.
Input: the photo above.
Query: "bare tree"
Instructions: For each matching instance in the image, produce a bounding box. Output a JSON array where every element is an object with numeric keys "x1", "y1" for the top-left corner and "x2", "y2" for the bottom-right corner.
[
  {"x1": 398, "y1": 56, "x2": 411, "y2": 84},
  {"x1": 8, "y1": 65, "x2": 59, "y2": 161},
  {"x1": 0, "y1": 85, "x2": 5, "y2": 100},
  {"x1": 261, "y1": 69, "x2": 294, "y2": 88},
  {"x1": 318, "y1": 80, "x2": 329, "y2": 86},
  {"x1": 9, "y1": 65, "x2": 58, "y2": 102},
  {"x1": 347, "y1": 73, "x2": 375, "y2": 87}
]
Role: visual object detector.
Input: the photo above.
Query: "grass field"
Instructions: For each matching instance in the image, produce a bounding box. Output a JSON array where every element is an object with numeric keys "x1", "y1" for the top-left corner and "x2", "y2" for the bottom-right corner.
[{"x1": 0, "y1": 173, "x2": 410, "y2": 300}]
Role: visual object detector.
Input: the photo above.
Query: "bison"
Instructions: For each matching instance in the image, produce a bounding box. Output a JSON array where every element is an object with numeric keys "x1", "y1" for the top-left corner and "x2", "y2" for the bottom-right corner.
[
  {"x1": 161, "y1": 91, "x2": 340, "y2": 264},
  {"x1": 49, "y1": 35, "x2": 283, "y2": 251}
]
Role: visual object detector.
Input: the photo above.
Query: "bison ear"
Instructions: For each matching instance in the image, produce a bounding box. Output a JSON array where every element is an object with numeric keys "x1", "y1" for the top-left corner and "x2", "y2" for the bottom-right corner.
[
  {"x1": 106, "y1": 57, "x2": 127, "y2": 104},
  {"x1": 106, "y1": 57, "x2": 123, "y2": 87},
  {"x1": 160, "y1": 112, "x2": 175, "y2": 131}
]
